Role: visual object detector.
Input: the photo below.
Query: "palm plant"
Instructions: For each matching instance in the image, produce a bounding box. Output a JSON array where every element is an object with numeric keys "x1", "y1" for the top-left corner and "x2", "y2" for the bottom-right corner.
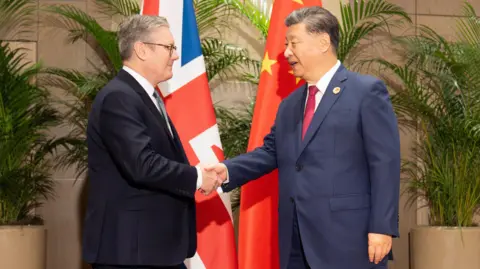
[
  {"x1": 0, "y1": 0, "x2": 60, "y2": 225},
  {"x1": 366, "y1": 2, "x2": 480, "y2": 227}
]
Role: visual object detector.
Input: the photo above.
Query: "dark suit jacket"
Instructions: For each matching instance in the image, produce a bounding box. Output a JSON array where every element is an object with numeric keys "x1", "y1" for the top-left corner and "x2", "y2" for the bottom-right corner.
[
  {"x1": 222, "y1": 64, "x2": 400, "y2": 269},
  {"x1": 83, "y1": 69, "x2": 198, "y2": 266}
]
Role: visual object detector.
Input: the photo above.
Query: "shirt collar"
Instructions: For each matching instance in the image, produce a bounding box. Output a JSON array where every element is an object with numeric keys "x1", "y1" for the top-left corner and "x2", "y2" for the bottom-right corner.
[
  {"x1": 307, "y1": 60, "x2": 341, "y2": 94},
  {"x1": 122, "y1": 65, "x2": 156, "y2": 97}
]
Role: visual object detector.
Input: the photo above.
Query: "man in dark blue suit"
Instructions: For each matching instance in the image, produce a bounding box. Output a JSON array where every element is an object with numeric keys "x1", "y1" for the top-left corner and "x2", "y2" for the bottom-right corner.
[
  {"x1": 83, "y1": 15, "x2": 220, "y2": 269},
  {"x1": 206, "y1": 6, "x2": 400, "y2": 269}
]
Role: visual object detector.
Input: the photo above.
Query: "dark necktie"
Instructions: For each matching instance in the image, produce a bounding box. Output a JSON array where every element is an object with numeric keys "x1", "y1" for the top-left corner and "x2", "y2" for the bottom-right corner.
[
  {"x1": 302, "y1": 85, "x2": 319, "y2": 139},
  {"x1": 152, "y1": 91, "x2": 173, "y2": 137}
]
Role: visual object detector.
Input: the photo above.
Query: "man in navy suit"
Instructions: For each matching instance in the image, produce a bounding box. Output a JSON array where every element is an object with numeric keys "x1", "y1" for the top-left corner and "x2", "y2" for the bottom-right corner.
[
  {"x1": 83, "y1": 15, "x2": 220, "y2": 269},
  {"x1": 206, "y1": 6, "x2": 400, "y2": 269}
]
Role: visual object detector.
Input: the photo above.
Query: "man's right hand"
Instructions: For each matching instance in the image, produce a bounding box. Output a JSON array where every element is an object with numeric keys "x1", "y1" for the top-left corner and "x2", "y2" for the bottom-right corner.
[
  {"x1": 204, "y1": 163, "x2": 228, "y2": 181},
  {"x1": 199, "y1": 166, "x2": 223, "y2": 195}
]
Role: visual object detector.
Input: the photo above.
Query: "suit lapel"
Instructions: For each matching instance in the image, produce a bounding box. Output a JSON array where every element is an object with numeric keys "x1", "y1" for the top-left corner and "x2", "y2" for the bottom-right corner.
[
  {"x1": 297, "y1": 65, "x2": 348, "y2": 158},
  {"x1": 116, "y1": 70, "x2": 181, "y2": 154}
]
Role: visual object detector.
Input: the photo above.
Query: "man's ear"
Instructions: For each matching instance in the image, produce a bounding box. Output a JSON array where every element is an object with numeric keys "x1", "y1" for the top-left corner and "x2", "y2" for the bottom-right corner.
[
  {"x1": 133, "y1": 41, "x2": 148, "y2": 61},
  {"x1": 319, "y1": 33, "x2": 331, "y2": 53}
]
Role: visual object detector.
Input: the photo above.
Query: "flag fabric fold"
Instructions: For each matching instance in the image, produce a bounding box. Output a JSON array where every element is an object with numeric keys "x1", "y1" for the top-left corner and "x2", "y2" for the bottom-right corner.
[
  {"x1": 238, "y1": 1, "x2": 322, "y2": 269},
  {"x1": 140, "y1": 1, "x2": 237, "y2": 269}
]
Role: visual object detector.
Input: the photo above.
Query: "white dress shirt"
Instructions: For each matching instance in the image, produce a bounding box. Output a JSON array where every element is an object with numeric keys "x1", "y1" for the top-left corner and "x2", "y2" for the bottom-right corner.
[
  {"x1": 122, "y1": 66, "x2": 203, "y2": 190},
  {"x1": 305, "y1": 60, "x2": 341, "y2": 112}
]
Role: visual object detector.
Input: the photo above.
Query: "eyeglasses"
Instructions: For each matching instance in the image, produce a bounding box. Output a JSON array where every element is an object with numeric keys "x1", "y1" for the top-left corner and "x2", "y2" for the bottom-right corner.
[{"x1": 143, "y1": 42, "x2": 177, "y2": 56}]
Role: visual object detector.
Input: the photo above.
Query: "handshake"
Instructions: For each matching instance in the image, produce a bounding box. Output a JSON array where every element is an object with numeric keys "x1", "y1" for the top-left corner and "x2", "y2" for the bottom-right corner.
[{"x1": 198, "y1": 163, "x2": 228, "y2": 195}]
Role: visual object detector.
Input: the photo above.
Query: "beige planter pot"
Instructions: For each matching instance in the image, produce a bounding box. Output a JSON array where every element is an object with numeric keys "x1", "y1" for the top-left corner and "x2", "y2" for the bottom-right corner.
[
  {"x1": 0, "y1": 225, "x2": 46, "y2": 269},
  {"x1": 410, "y1": 226, "x2": 480, "y2": 269}
]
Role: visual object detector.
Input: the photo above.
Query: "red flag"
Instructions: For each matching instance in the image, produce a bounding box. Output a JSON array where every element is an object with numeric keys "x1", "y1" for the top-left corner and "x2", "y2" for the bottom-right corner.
[
  {"x1": 141, "y1": 1, "x2": 238, "y2": 269},
  {"x1": 238, "y1": 1, "x2": 322, "y2": 269}
]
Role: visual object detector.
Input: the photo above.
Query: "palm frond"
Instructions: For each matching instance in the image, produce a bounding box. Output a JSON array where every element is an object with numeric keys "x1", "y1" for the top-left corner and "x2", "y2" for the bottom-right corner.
[
  {"x1": 202, "y1": 37, "x2": 260, "y2": 81},
  {"x1": 43, "y1": 5, "x2": 122, "y2": 72},
  {"x1": 338, "y1": 0, "x2": 412, "y2": 64},
  {"x1": 456, "y1": 2, "x2": 480, "y2": 46},
  {"x1": 0, "y1": 0, "x2": 36, "y2": 39},
  {"x1": 195, "y1": 0, "x2": 269, "y2": 39},
  {"x1": 40, "y1": 67, "x2": 110, "y2": 100},
  {"x1": 225, "y1": 0, "x2": 269, "y2": 39},
  {"x1": 195, "y1": 0, "x2": 235, "y2": 36},
  {"x1": 239, "y1": 67, "x2": 261, "y2": 85},
  {"x1": 94, "y1": 0, "x2": 139, "y2": 18},
  {"x1": 38, "y1": 68, "x2": 109, "y2": 180},
  {"x1": 215, "y1": 103, "x2": 254, "y2": 158}
]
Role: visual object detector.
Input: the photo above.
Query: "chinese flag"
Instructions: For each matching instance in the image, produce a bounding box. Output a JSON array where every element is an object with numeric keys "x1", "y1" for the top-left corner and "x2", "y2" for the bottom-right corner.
[{"x1": 238, "y1": 1, "x2": 322, "y2": 269}]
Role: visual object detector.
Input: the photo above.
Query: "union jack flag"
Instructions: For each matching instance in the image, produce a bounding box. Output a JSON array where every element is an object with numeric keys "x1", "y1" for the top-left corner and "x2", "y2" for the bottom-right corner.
[{"x1": 141, "y1": 1, "x2": 238, "y2": 269}]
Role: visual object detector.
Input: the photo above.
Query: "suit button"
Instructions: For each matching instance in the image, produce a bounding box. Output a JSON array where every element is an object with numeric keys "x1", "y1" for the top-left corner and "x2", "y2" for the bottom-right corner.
[
  {"x1": 295, "y1": 164, "x2": 302, "y2": 171},
  {"x1": 290, "y1": 197, "x2": 294, "y2": 203}
]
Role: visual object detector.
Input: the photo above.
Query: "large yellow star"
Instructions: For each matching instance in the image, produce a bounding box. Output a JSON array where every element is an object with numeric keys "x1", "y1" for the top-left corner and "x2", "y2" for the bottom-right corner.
[
  {"x1": 261, "y1": 52, "x2": 277, "y2": 75},
  {"x1": 288, "y1": 70, "x2": 302, "y2": 84},
  {"x1": 293, "y1": 0, "x2": 304, "y2": 4}
]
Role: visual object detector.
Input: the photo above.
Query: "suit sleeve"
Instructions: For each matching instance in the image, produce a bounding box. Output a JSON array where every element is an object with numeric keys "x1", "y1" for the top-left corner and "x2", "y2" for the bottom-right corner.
[
  {"x1": 99, "y1": 91, "x2": 197, "y2": 198},
  {"x1": 360, "y1": 80, "x2": 401, "y2": 237},
  {"x1": 222, "y1": 114, "x2": 278, "y2": 192}
]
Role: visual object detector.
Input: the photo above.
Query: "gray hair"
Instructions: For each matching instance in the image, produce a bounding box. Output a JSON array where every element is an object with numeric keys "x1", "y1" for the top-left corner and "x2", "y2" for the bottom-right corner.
[
  {"x1": 117, "y1": 14, "x2": 170, "y2": 60},
  {"x1": 285, "y1": 6, "x2": 339, "y2": 51}
]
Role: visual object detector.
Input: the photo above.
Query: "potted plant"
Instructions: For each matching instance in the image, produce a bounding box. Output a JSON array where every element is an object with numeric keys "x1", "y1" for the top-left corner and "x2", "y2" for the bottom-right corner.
[
  {"x1": 0, "y1": 41, "x2": 60, "y2": 268},
  {"x1": 0, "y1": 2, "x2": 60, "y2": 268},
  {"x1": 368, "y1": 3, "x2": 480, "y2": 268}
]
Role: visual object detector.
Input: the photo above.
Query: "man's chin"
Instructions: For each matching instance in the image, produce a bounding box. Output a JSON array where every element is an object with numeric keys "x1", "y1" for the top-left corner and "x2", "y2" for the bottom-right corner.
[
  {"x1": 291, "y1": 69, "x2": 303, "y2": 78},
  {"x1": 159, "y1": 73, "x2": 173, "y2": 82}
]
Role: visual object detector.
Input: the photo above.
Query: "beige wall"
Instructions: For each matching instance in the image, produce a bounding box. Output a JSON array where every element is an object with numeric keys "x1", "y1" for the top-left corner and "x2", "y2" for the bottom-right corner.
[{"x1": 3, "y1": 1, "x2": 478, "y2": 269}]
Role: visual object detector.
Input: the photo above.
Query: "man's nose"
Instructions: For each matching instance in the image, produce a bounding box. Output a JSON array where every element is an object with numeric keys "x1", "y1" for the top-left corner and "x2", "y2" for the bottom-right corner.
[
  {"x1": 284, "y1": 47, "x2": 292, "y2": 58},
  {"x1": 171, "y1": 49, "x2": 179, "y2": 60}
]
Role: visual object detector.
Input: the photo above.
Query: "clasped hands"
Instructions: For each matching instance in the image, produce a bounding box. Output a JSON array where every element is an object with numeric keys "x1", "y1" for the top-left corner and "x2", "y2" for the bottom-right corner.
[{"x1": 198, "y1": 163, "x2": 228, "y2": 195}]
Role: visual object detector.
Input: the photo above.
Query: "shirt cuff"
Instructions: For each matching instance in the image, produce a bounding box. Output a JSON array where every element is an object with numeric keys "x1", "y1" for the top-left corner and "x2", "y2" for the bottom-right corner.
[{"x1": 195, "y1": 166, "x2": 202, "y2": 190}]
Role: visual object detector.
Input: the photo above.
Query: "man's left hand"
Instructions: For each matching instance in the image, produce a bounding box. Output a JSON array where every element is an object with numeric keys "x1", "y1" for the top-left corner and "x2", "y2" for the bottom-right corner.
[{"x1": 368, "y1": 233, "x2": 392, "y2": 264}]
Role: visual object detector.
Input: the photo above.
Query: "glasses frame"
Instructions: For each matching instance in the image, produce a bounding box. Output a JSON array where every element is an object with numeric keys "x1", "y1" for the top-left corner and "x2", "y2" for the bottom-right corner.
[{"x1": 142, "y1": 42, "x2": 177, "y2": 56}]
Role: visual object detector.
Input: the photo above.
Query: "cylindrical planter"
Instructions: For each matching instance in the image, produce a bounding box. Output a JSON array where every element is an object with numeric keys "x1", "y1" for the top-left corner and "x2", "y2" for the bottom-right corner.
[
  {"x1": 410, "y1": 226, "x2": 480, "y2": 269},
  {"x1": 0, "y1": 225, "x2": 46, "y2": 269}
]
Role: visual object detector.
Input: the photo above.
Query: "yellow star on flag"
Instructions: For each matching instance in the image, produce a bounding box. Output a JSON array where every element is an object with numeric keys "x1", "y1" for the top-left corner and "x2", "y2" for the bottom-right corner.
[
  {"x1": 288, "y1": 70, "x2": 302, "y2": 84},
  {"x1": 292, "y1": 0, "x2": 304, "y2": 4},
  {"x1": 261, "y1": 52, "x2": 277, "y2": 75}
]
